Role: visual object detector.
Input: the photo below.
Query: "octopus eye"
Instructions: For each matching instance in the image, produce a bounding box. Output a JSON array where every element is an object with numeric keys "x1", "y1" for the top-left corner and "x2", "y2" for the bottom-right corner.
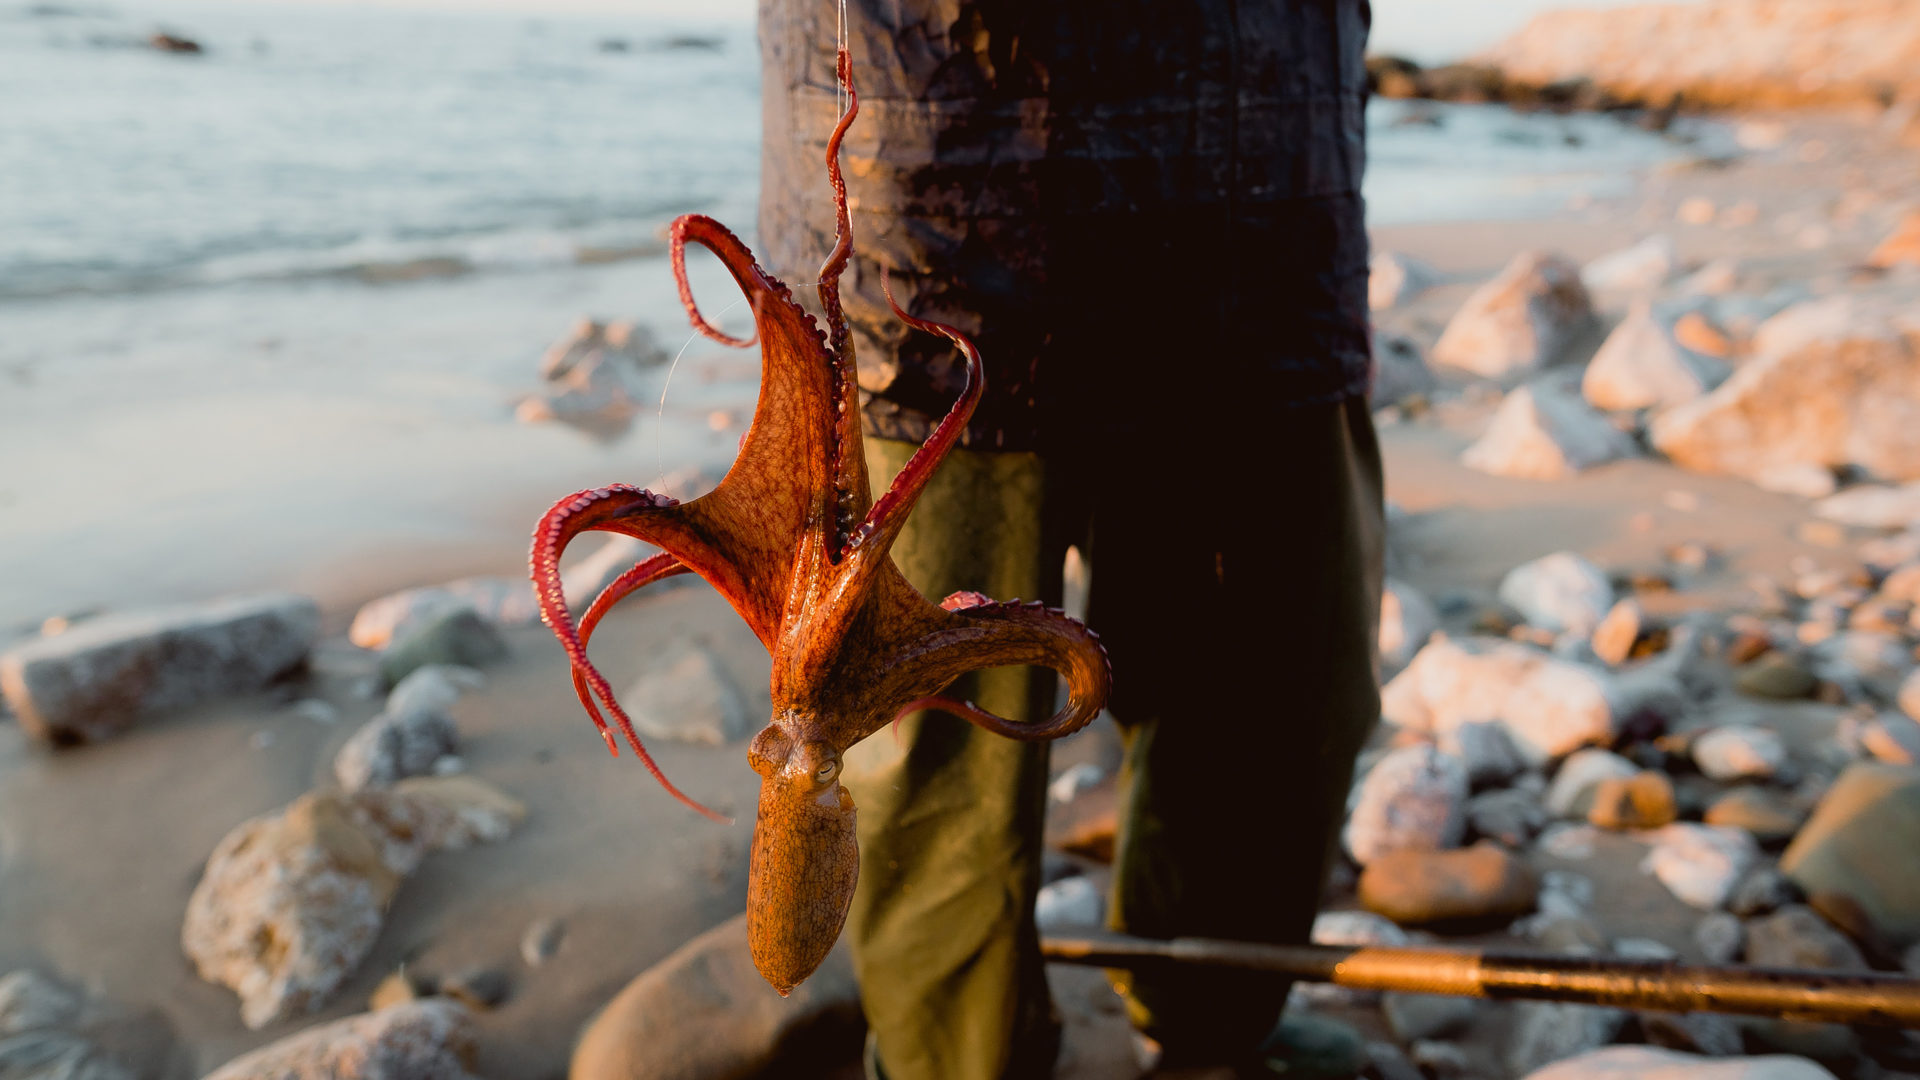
[{"x1": 814, "y1": 758, "x2": 839, "y2": 785}]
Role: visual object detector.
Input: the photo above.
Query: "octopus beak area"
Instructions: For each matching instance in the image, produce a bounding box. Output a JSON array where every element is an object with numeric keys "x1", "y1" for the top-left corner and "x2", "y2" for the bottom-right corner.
[{"x1": 744, "y1": 726, "x2": 859, "y2": 996}]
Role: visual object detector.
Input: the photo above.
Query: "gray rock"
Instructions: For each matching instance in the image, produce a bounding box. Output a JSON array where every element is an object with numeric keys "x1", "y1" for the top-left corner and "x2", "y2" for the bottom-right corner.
[
  {"x1": 1519, "y1": 1045, "x2": 1838, "y2": 1080},
  {"x1": 1546, "y1": 749, "x2": 1639, "y2": 819},
  {"x1": 333, "y1": 706, "x2": 458, "y2": 792},
  {"x1": 1781, "y1": 763, "x2": 1920, "y2": 944},
  {"x1": 384, "y1": 665, "x2": 482, "y2": 719},
  {"x1": 1506, "y1": 1000, "x2": 1629, "y2": 1077},
  {"x1": 348, "y1": 578, "x2": 536, "y2": 653},
  {"x1": 1904, "y1": 669, "x2": 1920, "y2": 724},
  {"x1": 623, "y1": 641, "x2": 754, "y2": 747},
  {"x1": 1580, "y1": 235, "x2": 1675, "y2": 295},
  {"x1": 1463, "y1": 380, "x2": 1637, "y2": 480},
  {"x1": 378, "y1": 610, "x2": 507, "y2": 689},
  {"x1": 1468, "y1": 787, "x2": 1547, "y2": 847},
  {"x1": 0, "y1": 968, "x2": 172, "y2": 1080},
  {"x1": 570, "y1": 912, "x2": 860, "y2": 1080},
  {"x1": 1652, "y1": 296, "x2": 1920, "y2": 484},
  {"x1": 1704, "y1": 787, "x2": 1806, "y2": 844},
  {"x1": 1729, "y1": 866, "x2": 1802, "y2": 917},
  {"x1": 1382, "y1": 637, "x2": 1617, "y2": 767},
  {"x1": 514, "y1": 318, "x2": 665, "y2": 432},
  {"x1": 1410, "y1": 1040, "x2": 1471, "y2": 1077},
  {"x1": 1694, "y1": 911, "x2": 1746, "y2": 963},
  {"x1": 1736, "y1": 654, "x2": 1818, "y2": 701},
  {"x1": 1862, "y1": 712, "x2": 1920, "y2": 766},
  {"x1": 1371, "y1": 335, "x2": 1437, "y2": 409},
  {"x1": 1582, "y1": 300, "x2": 1727, "y2": 412},
  {"x1": 183, "y1": 780, "x2": 524, "y2": 1028},
  {"x1": 1693, "y1": 724, "x2": 1788, "y2": 781},
  {"x1": 1745, "y1": 905, "x2": 1869, "y2": 972},
  {"x1": 1813, "y1": 630, "x2": 1913, "y2": 701},
  {"x1": 1379, "y1": 579, "x2": 1440, "y2": 674},
  {"x1": 1034, "y1": 875, "x2": 1103, "y2": 931},
  {"x1": 1382, "y1": 992, "x2": 1478, "y2": 1042},
  {"x1": 1343, "y1": 744, "x2": 1468, "y2": 866},
  {"x1": 1500, "y1": 552, "x2": 1615, "y2": 638},
  {"x1": 1432, "y1": 251, "x2": 1595, "y2": 380},
  {"x1": 202, "y1": 1000, "x2": 480, "y2": 1080},
  {"x1": 1815, "y1": 482, "x2": 1920, "y2": 530},
  {"x1": 1638, "y1": 1011, "x2": 1743, "y2": 1057},
  {"x1": 1641, "y1": 824, "x2": 1760, "y2": 910},
  {"x1": 1442, "y1": 720, "x2": 1527, "y2": 787},
  {"x1": 438, "y1": 968, "x2": 512, "y2": 1011},
  {"x1": 0, "y1": 593, "x2": 319, "y2": 744},
  {"x1": 1370, "y1": 251, "x2": 1440, "y2": 311}
]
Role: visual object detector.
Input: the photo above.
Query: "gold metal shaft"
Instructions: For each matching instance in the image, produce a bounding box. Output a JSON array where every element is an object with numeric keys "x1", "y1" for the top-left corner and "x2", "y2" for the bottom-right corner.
[{"x1": 1041, "y1": 931, "x2": 1920, "y2": 1028}]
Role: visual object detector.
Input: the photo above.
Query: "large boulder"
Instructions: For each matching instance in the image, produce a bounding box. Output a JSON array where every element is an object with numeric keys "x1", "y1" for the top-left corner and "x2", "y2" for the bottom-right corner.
[
  {"x1": 571, "y1": 912, "x2": 862, "y2": 1080},
  {"x1": 1381, "y1": 637, "x2": 1617, "y2": 766},
  {"x1": 0, "y1": 594, "x2": 318, "y2": 744},
  {"x1": 1463, "y1": 380, "x2": 1636, "y2": 480},
  {"x1": 1432, "y1": 252, "x2": 1595, "y2": 380},
  {"x1": 1581, "y1": 301, "x2": 1727, "y2": 412},
  {"x1": 182, "y1": 779, "x2": 524, "y2": 1028},
  {"x1": 1781, "y1": 763, "x2": 1920, "y2": 945},
  {"x1": 1651, "y1": 297, "x2": 1920, "y2": 483},
  {"x1": 202, "y1": 1000, "x2": 480, "y2": 1080}
]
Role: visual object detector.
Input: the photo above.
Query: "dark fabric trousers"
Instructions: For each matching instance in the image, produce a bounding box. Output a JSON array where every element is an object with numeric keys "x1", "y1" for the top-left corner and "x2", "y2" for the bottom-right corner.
[{"x1": 847, "y1": 397, "x2": 1385, "y2": 1077}]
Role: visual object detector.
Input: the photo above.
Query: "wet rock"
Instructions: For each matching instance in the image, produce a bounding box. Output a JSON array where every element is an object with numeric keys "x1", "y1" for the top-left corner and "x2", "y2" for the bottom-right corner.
[
  {"x1": 520, "y1": 918, "x2": 564, "y2": 967},
  {"x1": 1382, "y1": 637, "x2": 1616, "y2": 766},
  {"x1": 1581, "y1": 301, "x2": 1727, "y2": 412},
  {"x1": 202, "y1": 999, "x2": 480, "y2": 1080},
  {"x1": 515, "y1": 318, "x2": 665, "y2": 432},
  {"x1": 622, "y1": 640, "x2": 754, "y2": 747},
  {"x1": 570, "y1": 912, "x2": 860, "y2": 1080},
  {"x1": 1815, "y1": 482, "x2": 1920, "y2": 530},
  {"x1": 333, "y1": 703, "x2": 458, "y2": 792},
  {"x1": 1693, "y1": 724, "x2": 1787, "y2": 780},
  {"x1": 1370, "y1": 334, "x2": 1437, "y2": 410},
  {"x1": 1379, "y1": 579, "x2": 1440, "y2": 673},
  {"x1": 1357, "y1": 841, "x2": 1538, "y2": 926},
  {"x1": 1729, "y1": 866, "x2": 1802, "y2": 917},
  {"x1": 1431, "y1": 251, "x2": 1595, "y2": 380},
  {"x1": 0, "y1": 593, "x2": 319, "y2": 744},
  {"x1": 1780, "y1": 763, "x2": 1920, "y2": 944},
  {"x1": 1382, "y1": 992, "x2": 1477, "y2": 1042},
  {"x1": 1546, "y1": 749, "x2": 1638, "y2": 819},
  {"x1": 1343, "y1": 744, "x2": 1468, "y2": 865},
  {"x1": 1642, "y1": 823, "x2": 1759, "y2": 910},
  {"x1": 1370, "y1": 251, "x2": 1440, "y2": 311},
  {"x1": 1589, "y1": 599, "x2": 1644, "y2": 667},
  {"x1": 1499, "y1": 552, "x2": 1614, "y2": 637},
  {"x1": 1861, "y1": 713, "x2": 1920, "y2": 766},
  {"x1": 1736, "y1": 653, "x2": 1817, "y2": 700},
  {"x1": 349, "y1": 578, "x2": 536, "y2": 652},
  {"x1": 1651, "y1": 297, "x2": 1920, "y2": 484},
  {"x1": 1705, "y1": 787, "x2": 1806, "y2": 845},
  {"x1": 1518, "y1": 1045, "x2": 1837, "y2": 1079},
  {"x1": 1035, "y1": 875, "x2": 1103, "y2": 930},
  {"x1": 1462, "y1": 380, "x2": 1637, "y2": 480},
  {"x1": 1468, "y1": 787, "x2": 1547, "y2": 847},
  {"x1": 1869, "y1": 211, "x2": 1920, "y2": 270},
  {"x1": 182, "y1": 781, "x2": 524, "y2": 1028},
  {"x1": 1745, "y1": 905, "x2": 1869, "y2": 971},
  {"x1": 1587, "y1": 770, "x2": 1678, "y2": 830},
  {"x1": 1580, "y1": 235, "x2": 1675, "y2": 295},
  {"x1": 1695, "y1": 911, "x2": 1745, "y2": 963},
  {"x1": 1506, "y1": 1001, "x2": 1629, "y2": 1077},
  {"x1": 378, "y1": 610, "x2": 507, "y2": 689},
  {"x1": 1441, "y1": 720, "x2": 1526, "y2": 787}
]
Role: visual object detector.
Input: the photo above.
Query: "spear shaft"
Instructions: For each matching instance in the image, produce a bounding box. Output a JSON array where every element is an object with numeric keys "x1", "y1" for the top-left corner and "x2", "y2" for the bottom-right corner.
[{"x1": 1041, "y1": 931, "x2": 1920, "y2": 1028}]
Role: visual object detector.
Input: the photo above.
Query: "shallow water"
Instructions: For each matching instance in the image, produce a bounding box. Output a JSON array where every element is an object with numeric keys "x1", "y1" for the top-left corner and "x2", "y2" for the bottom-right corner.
[{"x1": 0, "y1": 0, "x2": 1720, "y2": 627}]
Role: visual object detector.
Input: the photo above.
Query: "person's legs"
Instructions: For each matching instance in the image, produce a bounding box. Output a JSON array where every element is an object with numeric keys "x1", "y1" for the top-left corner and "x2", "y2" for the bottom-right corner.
[
  {"x1": 842, "y1": 437, "x2": 1066, "y2": 1080},
  {"x1": 1090, "y1": 396, "x2": 1385, "y2": 1065}
]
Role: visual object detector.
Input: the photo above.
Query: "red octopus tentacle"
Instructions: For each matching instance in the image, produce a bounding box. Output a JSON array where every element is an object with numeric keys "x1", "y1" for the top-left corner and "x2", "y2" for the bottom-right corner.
[
  {"x1": 845, "y1": 268, "x2": 985, "y2": 560},
  {"x1": 887, "y1": 598, "x2": 1110, "y2": 743},
  {"x1": 530, "y1": 485, "x2": 732, "y2": 823},
  {"x1": 670, "y1": 214, "x2": 761, "y2": 348}
]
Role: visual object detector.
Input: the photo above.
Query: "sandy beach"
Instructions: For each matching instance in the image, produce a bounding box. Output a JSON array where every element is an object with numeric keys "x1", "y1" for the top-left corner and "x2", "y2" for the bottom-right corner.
[{"x1": 6, "y1": 1, "x2": 1920, "y2": 1075}]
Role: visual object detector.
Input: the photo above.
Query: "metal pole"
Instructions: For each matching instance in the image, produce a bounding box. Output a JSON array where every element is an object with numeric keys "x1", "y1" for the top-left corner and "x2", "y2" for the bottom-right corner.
[{"x1": 1041, "y1": 930, "x2": 1920, "y2": 1029}]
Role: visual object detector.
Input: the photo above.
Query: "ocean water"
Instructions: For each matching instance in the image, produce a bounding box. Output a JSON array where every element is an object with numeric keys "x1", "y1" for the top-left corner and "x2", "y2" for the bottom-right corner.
[{"x1": 0, "y1": 0, "x2": 1719, "y2": 624}]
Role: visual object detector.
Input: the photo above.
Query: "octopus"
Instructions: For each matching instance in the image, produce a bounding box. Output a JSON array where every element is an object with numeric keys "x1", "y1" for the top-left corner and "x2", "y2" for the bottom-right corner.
[{"x1": 528, "y1": 47, "x2": 1112, "y2": 996}]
